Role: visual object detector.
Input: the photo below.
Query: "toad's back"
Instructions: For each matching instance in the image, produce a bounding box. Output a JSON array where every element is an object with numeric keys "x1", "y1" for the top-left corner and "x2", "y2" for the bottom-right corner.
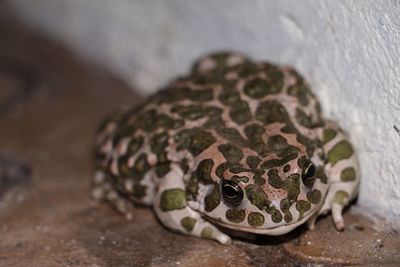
[{"x1": 94, "y1": 52, "x2": 321, "y2": 204}]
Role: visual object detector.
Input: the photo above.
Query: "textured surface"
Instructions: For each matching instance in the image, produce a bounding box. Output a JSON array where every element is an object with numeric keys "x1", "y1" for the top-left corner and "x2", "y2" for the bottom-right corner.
[
  {"x1": 7, "y1": 0, "x2": 400, "y2": 228},
  {"x1": 0, "y1": 15, "x2": 399, "y2": 267}
]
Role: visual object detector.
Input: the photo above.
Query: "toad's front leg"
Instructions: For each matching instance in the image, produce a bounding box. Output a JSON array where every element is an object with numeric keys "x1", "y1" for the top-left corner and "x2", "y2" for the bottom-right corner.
[
  {"x1": 318, "y1": 120, "x2": 360, "y2": 230},
  {"x1": 153, "y1": 163, "x2": 232, "y2": 244}
]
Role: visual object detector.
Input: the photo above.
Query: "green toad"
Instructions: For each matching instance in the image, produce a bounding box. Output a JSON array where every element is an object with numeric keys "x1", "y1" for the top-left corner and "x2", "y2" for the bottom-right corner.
[{"x1": 92, "y1": 52, "x2": 360, "y2": 244}]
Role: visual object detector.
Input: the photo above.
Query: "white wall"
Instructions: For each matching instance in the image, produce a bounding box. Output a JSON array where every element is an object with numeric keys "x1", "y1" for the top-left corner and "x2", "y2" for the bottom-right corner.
[{"x1": 8, "y1": 0, "x2": 400, "y2": 228}]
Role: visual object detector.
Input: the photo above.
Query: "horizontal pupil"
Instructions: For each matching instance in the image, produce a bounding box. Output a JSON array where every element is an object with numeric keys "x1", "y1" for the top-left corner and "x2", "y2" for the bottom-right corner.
[
  {"x1": 223, "y1": 185, "x2": 238, "y2": 198},
  {"x1": 306, "y1": 164, "x2": 315, "y2": 177}
]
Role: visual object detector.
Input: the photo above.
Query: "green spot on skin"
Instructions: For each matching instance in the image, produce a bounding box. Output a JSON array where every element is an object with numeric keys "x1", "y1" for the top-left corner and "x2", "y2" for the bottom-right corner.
[
  {"x1": 334, "y1": 190, "x2": 349, "y2": 205},
  {"x1": 219, "y1": 86, "x2": 241, "y2": 105},
  {"x1": 154, "y1": 87, "x2": 190, "y2": 103},
  {"x1": 245, "y1": 185, "x2": 270, "y2": 210},
  {"x1": 244, "y1": 123, "x2": 276, "y2": 157},
  {"x1": 263, "y1": 64, "x2": 284, "y2": 86},
  {"x1": 267, "y1": 169, "x2": 284, "y2": 188},
  {"x1": 270, "y1": 208, "x2": 283, "y2": 223},
  {"x1": 295, "y1": 108, "x2": 313, "y2": 128},
  {"x1": 189, "y1": 88, "x2": 214, "y2": 102},
  {"x1": 261, "y1": 159, "x2": 281, "y2": 169},
  {"x1": 191, "y1": 159, "x2": 214, "y2": 184},
  {"x1": 287, "y1": 77, "x2": 310, "y2": 106},
  {"x1": 296, "y1": 200, "x2": 311, "y2": 219},
  {"x1": 280, "y1": 125, "x2": 316, "y2": 157},
  {"x1": 204, "y1": 185, "x2": 221, "y2": 212},
  {"x1": 235, "y1": 62, "x2": 259, "y2": 77},
  {"x1": 267, "y1": 135, "x2": 289, "y2": 151},
  {"x1": 218, "y1": 144, "x2": 243, "y2": 164},
  {"x1": 254, "y1": 174, "x2": 266, "y2": 186},
  {"x1": 280, "y1": 198, "x2": 291, "y2": 210},
  {"x1": 229, "y1": 100, "x2": 252, "y2": 125},
  {"x1": 276, "y1": 146, "x2": 300, "y2": 158},
  {"x1": 261, "y1": 152, "x2": 298, "y2": 169},
  {"x1": 230, "y1": 165, "x2": 249, "y2": 174},
  {"x1": 284, "y1": 213, "x2": 293, "y2": 223},
  {"x1": 244, "y1": 78, "x2": 281, "y2": 98},
  {"x1": 203, "y1": 116, "x2": 225, "y2": 129},
  {"x1": 340, "y1": 167, "x2": 357, "y2": 182},
  {"x1": 285, "y1": 174, "x2": 301, "y2": 202},
  {"x1": 155, "y1": 87, "x2": 214, "y2": 103},
  {"x1": 226, "y1": 209, "x2": 246, "y2": 223},
  {"x1": 327, "y1": 141, "x2": 354, "y2": 166},
  {"x1": 171, "y1": 104, "x2": 222, "y2": 121},
  {"x1": 181, "y1": 217, "x2": 197, "y2": 232},
  {"x1": 175, "y1": 128, "x2": 216, "y2": 157},
  {"x1": 244, "y1": 123, "x2": 265, "y2": 139},
  {"x1": 155, "y1": 113, "x2": 181, "y2": 129},
  {"x1": 201, "y1": 227, "x2": 213, "y2": 239},
  {"x1": 160, "y1": 188, "x2": 187, "y2": 212},
  {"x1": 171, "y1": 105, "x2": 205, "y2": 120},
  {"x1": 323, "y1": 128, "x2": 337, "y2": 144},
  {"x1": 217, "y1": 127, "x2": 247, "y2": 146},
  {"x1": 248, "y1": 212, "x2": 265, "y2": 227},
  {"x1": 307, "y1": 190, "x2": 322, "y2": 204},
  {"x1": 246, "y1": 156, "x2": 261, "y2": 169},
  {"x1": 255, "y1": 100, "x2": 290, "y2": 125},
  {"x1": 280, "y1": 198, "x2": 293, "y2": 223}
]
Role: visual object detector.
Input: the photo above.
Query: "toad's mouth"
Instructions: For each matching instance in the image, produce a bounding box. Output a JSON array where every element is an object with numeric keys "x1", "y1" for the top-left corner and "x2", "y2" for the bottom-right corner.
[{"x1": 203, "y1": 208, "x2": 317, "y2": 236}]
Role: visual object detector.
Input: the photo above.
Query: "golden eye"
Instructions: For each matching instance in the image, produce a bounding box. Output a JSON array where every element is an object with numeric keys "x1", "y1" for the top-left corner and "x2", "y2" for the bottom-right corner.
[
  {"x1": 302, "y1": 161, "x2": 316, "y2": 187},
  {"x1": 221, "y1": 180, "x2": 244, "y2": 206}
]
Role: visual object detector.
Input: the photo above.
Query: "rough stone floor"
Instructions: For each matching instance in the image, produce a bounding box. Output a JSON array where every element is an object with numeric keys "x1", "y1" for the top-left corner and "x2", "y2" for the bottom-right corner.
[{"x1": 0, "y1": 17, "x2": 399, "y2": 267}]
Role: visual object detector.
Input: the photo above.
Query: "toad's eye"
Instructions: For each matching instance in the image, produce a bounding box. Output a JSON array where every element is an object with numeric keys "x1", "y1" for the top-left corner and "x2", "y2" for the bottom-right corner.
[
  {"x1": 302, "y1": 161, "x2": 316, "y2": 187},
  {"x1": 221, "y1": 180, "x2": 244, "y2": 206}
]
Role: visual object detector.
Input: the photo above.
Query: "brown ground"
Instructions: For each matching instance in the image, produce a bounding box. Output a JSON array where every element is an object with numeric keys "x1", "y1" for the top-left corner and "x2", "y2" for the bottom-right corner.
[{"x1": 0, "y1": 14, "x2": 399, "y2": 267}]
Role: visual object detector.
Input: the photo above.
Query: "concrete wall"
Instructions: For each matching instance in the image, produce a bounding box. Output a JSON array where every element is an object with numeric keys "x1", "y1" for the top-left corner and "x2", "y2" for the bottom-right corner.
[{"x1": 8, "y1": 0, "x2": 400, "y2": 228}]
